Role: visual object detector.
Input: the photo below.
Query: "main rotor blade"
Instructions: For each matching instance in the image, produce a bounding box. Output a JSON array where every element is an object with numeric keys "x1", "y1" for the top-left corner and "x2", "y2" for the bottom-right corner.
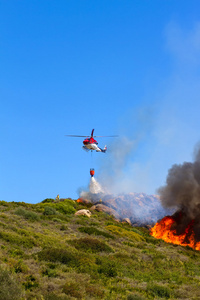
[
  {"x1": 65, "y1": 135, "x2": 90, "y2": 137},
  {"x1": 93, "y1": 135, "x2": 118, "y2": 137}
]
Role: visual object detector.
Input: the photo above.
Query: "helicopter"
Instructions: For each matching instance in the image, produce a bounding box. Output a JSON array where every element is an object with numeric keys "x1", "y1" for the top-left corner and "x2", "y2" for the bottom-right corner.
[{"x1": 65, "y1": 129, "x2": 117, "y2": 153}]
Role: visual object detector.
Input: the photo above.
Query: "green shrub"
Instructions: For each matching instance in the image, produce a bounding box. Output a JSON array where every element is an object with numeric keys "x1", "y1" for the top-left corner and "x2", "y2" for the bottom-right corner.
[
  {"x1": 41, "y1": 200, "x2": 76, "y2": 215},
  {"x1": 145, "y1": 236, "x2": 162, "y2": 245},
  {"x1": 52, "y1": 214, "x2": 70, "y2": 222},
  {"x1": 127, "y1": 294, "x2": 145, "y2": 300},
  {"x1": 0, "y1": 221, "x2": 6, "y2": 228},
  {"x1": 54, "y1": 202, "x2": 75, "y2": 214},
  {"x1": 23, "y1": 274, "x2": 39, "y2": 290},
  {"x1": 44, "y1": 294, "x2": 69, "y2": 300},
  {"x1": 0, "y1": 231, "x2": 37, "y2": 248},
  {"x1": 62, "y1": 281, "x2": 83, "y2": 299},
  {"x1": 52, "y1": 218, "x2": 63, "y2": 223},
  {"x1": 96, "y1": 258, "x2": 118, "y2": 277},
  {"x1": 15, "y1": 208, "x2": 40, "y2": 221},
  {"x1": 42, "y1": 268, "x2": 58, "y2": 278},
  {"x1": 42, "y1": 198, "x2": 55, "y2": 203},
  {"x1": 131, "y1": 227, "x2": 145, "y2": 236},
  {"x1": 76, "y1": 255, "x2": 98, "y2": 275},
  {"x1": 147, "y1": 284, "x2": 172, "y2": 298},
  {"x1": 37, "y1": 248, "x2": 78, "y2": 266},
  {"x1": 70, "y1": 237, "x2": 113, "y2": 253},
  {"x1": 13, "y1": 260, "x2": 28, "y2": 273},
  {"x1": 85, "y1": 284, "x2": 105, "y2": 298},
  {"x1": 47, "y1": 262, "x2": 57, "y2": 269},
  {"x1": 123, "y1": 241, "x2": 136, "y2": 247},
  {"x1": 75, "y1": 218, "x2": 88, "y2": 225},
  {"x1": 0, "y1": 266, "x2": 23, "y2": 300},
  {"x1": 60, "y1": 224, "x2": 68, "y2": 231},
  {"x1": 43, "y1": 206, "x2": 57, "y2": 215},
  {"x1": 90, "y1": 221, "x2": 99, "y2": 226},
  {"x1": 106, "y1": 225, "x2": 144, "y2": 241},
  {"x1": 8, "y1": 248, "x2": 24, "y2": 257},
  {"x1": 0, "y1": 200, "x2": 9, "y2": 207},
  {"x1": 133, "y1": 227, "x2": 150, "y2": 235},
  {"x1": 0, "y1": 213, "x2": 8, "y2": 219},
  {"x1": 78, "y1": 226, "x2": 114, "y2": 239}
]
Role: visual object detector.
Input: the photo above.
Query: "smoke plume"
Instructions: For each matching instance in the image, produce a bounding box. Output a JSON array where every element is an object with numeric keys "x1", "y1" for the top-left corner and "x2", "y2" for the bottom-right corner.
[
  {"x1": 97, "y1": 107, "x2": 156, "y2": 195},
  {"x1": 158, "y1": 144, "x2": 200, "y2": 220},
  {"x1": 79, "y1": 176, "x2": 171, "y2": 226}
]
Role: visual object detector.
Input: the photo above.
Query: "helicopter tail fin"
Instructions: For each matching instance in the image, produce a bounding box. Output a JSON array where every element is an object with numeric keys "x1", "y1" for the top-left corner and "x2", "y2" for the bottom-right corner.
[{"x1": 102, "y1": 145, "x2": 107, "y2": 153}]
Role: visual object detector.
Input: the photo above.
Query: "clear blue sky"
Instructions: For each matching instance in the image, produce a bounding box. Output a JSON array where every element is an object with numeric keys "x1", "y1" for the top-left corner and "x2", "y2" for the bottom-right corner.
[{"x1": 1, "y1": 1, "x2": 200, "y2": 203}]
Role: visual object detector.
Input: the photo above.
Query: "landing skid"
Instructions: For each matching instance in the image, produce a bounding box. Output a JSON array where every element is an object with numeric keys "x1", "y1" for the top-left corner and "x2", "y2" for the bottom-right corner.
[{"x1": 82, "y1": 146, "x2": 90, "y2": 152}]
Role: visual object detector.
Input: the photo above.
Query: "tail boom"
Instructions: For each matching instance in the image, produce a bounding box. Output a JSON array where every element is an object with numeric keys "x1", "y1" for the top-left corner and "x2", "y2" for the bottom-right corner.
[{"x1": 97, "y1": 145, "x2": 107, "y2": 153}]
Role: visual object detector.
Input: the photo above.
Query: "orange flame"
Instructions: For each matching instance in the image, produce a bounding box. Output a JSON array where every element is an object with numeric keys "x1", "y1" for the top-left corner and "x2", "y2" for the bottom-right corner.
[
  {"x1": 150, "y1": 215, "x2": 200, "y2": 250},
  {"x1": 77, "y1": 198, "x2": 83, "y2": 203}
]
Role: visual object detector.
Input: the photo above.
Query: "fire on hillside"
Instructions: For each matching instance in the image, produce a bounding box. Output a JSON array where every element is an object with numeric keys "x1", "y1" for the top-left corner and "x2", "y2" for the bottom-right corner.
[
  {"x1": 150, "y1": 144, "x2": 200, "y2": 250},
  {"x1": 150, "y1": 211, "x2": 200, "y2": 250}
]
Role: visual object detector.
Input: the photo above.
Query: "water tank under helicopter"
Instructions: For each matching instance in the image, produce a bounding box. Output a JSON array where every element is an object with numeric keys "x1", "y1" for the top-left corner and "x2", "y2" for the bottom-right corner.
[{"x1": 90, "y1": 168, "x2": 95, "y2": 177}]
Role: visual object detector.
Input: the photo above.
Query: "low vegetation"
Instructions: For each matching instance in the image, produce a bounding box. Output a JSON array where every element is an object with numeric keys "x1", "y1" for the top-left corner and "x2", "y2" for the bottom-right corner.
[{"x1": 0, "y1": 198, "x2": 200, "y2": 299}]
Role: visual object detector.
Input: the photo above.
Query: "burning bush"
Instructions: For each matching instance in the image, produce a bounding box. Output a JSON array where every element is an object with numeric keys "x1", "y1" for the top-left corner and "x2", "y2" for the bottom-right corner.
[
  {"x1": 150, "y1": 211, "x2": 200, "y2": 250},
  {"x1": 152, "y1": 145, "x2": 200, "y2": 250}
]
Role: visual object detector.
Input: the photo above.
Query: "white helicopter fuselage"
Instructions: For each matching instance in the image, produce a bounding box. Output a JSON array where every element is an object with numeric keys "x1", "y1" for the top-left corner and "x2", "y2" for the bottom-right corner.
[{"x1": 82, "y1": 143, "x2": 107, "y2": 153}]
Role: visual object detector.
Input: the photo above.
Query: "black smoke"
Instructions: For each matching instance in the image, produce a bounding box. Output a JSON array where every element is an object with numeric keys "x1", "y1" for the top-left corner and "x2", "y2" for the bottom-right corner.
[{"x1": 158, "y1": 145, "x2": 200, "y2": 241}]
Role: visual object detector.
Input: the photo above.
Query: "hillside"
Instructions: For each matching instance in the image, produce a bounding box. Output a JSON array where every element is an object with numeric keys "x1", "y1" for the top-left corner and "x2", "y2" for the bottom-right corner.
[{"x1": 0, "y1": 199, "x2": 200, "y2": 300}]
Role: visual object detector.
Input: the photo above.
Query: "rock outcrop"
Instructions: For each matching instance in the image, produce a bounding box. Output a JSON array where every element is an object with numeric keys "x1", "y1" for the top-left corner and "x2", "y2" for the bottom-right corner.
[
  {"x1": 79, "y1": 192, "x2": 173, "y2": 226},
  {"x1": 75, "y1": 209, "x2": 92, "y2": 218}
]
